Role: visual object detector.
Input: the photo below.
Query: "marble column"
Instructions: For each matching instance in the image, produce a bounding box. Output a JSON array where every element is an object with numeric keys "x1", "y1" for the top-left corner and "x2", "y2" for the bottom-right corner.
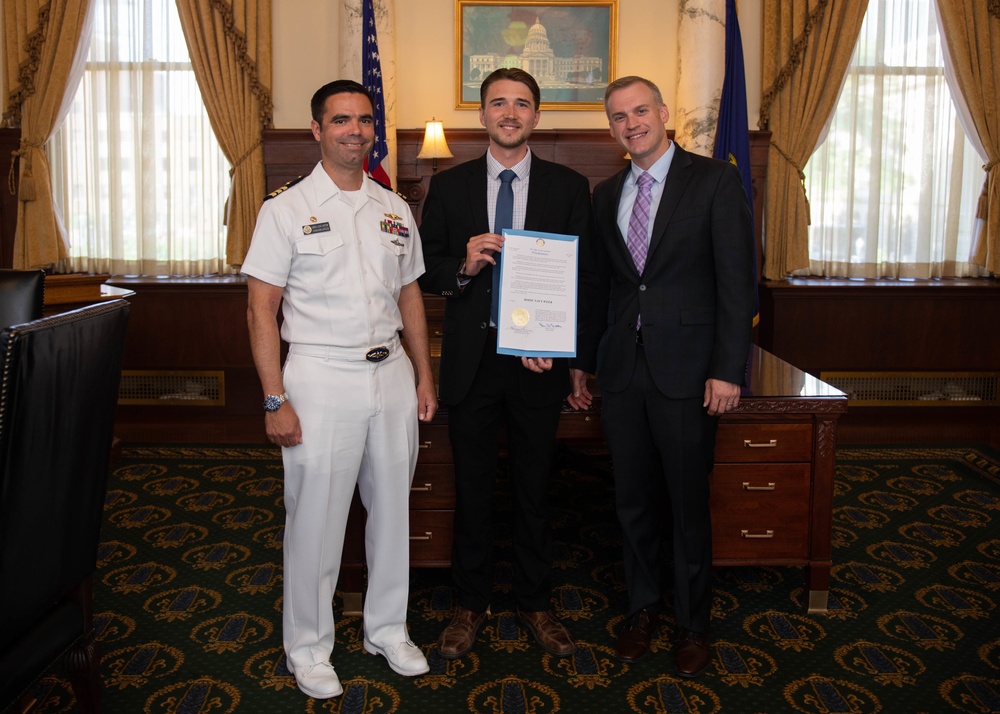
[
  {"x1": 339, "y1": 0, "x2": 398, "y2": 186},
  {"x1": 675, "y1": 0, "x2": 725, "y2": 156}
]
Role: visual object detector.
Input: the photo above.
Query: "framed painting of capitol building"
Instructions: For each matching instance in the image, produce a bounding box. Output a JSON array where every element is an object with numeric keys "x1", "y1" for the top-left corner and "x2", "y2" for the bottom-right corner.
[{"x1": 455, "y1": 1, "x2": 618, "y2": 110}]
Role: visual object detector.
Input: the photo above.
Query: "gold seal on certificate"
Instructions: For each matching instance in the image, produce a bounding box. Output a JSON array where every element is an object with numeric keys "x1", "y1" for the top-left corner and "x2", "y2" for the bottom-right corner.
[{"x1": 511, "y1": 308, "x2": 530, "y2": 326}]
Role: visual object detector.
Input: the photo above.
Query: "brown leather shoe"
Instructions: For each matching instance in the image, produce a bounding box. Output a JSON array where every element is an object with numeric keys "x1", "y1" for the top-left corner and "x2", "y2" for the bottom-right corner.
[
  {"x1": 437, "y1": 607, "x2": 487, "y2": 659},
  {"x1": 615, "y1": 609, "x2": 659, "y2": 663},
  {"x1": 674, "y1": 629, "x2": 711, "y2": 678},
  {"x1": 516, "y1": 609, "x2": 576, "y2": 657}
]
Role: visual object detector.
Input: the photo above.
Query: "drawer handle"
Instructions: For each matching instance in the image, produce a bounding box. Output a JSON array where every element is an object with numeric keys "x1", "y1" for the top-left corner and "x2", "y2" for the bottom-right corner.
[
  {"x1": 410, "y1": 531, "x2": 433, "y2": 541},
  {"x1": 419, "y1": 440, "x2": 432, "y2": 450},
  {"x1": 742, "y1": 482, "x2": 776, "y2": 491},
  {"x1": 743, "y1": 439, "x2": 778, "y2": 448},
  {"x1": 741, "y1": 529, "x2": 774, "y2": 539},
  {"x1": 410, "y1": 483, "x2": 433, "y2": 492}
]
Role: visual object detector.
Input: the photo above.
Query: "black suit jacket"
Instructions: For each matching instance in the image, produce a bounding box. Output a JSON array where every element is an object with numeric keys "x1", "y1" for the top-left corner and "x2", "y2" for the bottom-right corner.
[
  {"x1": 578, "y1": 143, "x2": 755, "y2": 398},
  {"x1": 418, "y1": 152, "x2": 593, "y2": 407}
]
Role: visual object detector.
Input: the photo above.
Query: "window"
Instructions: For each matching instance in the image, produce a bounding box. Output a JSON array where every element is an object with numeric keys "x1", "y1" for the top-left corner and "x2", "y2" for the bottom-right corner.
[
  {"x1": 803, "y1": 0, "x2": 986, "y2": 279},
  {"x1": 49, "y1": 0, "x2": 233, "y2": 276}
]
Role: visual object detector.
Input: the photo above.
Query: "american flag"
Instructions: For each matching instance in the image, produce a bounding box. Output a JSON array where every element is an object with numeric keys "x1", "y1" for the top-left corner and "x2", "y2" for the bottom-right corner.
[{"x1": 362, "y1": 0, "x2": 391, "y2": 187}]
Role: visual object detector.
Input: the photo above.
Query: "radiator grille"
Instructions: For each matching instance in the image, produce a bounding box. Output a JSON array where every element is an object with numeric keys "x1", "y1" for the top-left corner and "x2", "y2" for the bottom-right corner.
[
  {"x1": 118, "y1": 370, "x2": 225, "y2": 406},
  {"x1": 819, "y1": 371, "x2": 1000, "y2": 407}
]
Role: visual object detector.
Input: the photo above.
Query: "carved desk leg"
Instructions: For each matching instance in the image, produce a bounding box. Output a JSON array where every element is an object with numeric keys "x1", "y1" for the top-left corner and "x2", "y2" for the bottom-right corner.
[{"x1": 806, "y1": 415, "x2": 838, "y2": 613}]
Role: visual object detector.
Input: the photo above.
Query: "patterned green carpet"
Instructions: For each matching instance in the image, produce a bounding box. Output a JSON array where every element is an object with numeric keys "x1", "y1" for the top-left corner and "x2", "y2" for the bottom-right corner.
[{"x1": 19, "y1": 444, "x2": 1000, "y2": 713}]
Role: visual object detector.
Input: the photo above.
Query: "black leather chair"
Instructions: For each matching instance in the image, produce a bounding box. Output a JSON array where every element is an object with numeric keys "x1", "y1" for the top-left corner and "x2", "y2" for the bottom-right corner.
[
  {"x1": 0, "y1": 269, "x2": 45, "y2": 328},
  {"x1": 0, "y1": 299, "x2": 131, "y2": 713}
]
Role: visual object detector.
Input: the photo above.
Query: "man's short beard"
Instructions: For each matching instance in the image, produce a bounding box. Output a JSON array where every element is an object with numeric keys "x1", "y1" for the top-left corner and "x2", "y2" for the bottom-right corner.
[{"x1": 488, "y1": 128, "x2": 529, "y2": 149}]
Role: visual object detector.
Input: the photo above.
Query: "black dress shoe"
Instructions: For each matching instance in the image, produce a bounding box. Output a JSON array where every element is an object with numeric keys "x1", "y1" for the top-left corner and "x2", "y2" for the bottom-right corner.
[
  {"x1": 674, "y1": 628, "x2": 711, "y2": 678},
  {"x1": 615, "y1": 609, "x2": 659, "y2": 663}
]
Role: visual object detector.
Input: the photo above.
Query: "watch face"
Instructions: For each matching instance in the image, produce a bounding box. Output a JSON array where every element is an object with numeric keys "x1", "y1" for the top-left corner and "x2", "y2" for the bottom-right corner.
[{"x1": 264, "y1": 395, "x2": 283, "y2": 412}]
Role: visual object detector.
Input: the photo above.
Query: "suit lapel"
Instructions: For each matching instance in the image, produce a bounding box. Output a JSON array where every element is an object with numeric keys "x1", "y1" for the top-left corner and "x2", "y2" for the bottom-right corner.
[
  {"x1": 647, "y1": 143, "x2": 692, "y2": 261},
  {"x1": 468, "y1": 155, "x2": 490, "y2": 235},
  {"x1": 606, "y1": 168, "x2": 639, "y2": 276},
  {"x1": 524, "y1": 155, "x2": 551, "y2": 231}
]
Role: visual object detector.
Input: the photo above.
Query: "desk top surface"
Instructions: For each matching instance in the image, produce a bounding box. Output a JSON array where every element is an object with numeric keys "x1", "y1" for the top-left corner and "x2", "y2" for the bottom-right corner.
[{"x1": 742, "y1": 345, "x2": 845, "y2": 401}]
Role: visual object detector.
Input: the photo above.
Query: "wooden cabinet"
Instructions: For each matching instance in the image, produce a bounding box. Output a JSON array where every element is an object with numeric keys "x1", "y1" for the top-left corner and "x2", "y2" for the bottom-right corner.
[
  {"x1": 340, "y1": 346, "x2": 847, "y2": 614},
  {"x1": 710, "y1": 422, "x2": 813, "y2": 560},
  {"x1": 409, "y1": 423, "x2": 455, "y2": 565}
]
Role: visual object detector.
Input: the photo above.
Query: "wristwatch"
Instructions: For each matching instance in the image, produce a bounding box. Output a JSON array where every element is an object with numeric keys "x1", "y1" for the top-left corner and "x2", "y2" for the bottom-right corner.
[
  {"x1": 263, "y1": 393, "x2": 288, "y2": 412},
  {"x1": 456, "y1": 259, "x2": 472, "y2": 288}
]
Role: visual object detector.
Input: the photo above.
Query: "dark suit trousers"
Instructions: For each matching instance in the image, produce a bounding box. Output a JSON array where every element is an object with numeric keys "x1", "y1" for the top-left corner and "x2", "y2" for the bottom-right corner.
[
  {"x1": 600, "y1": 346, "x2": 718, "y2": 634},
  {"x1": 447, "y1": 336, "x2": 562, "y2": 614}
]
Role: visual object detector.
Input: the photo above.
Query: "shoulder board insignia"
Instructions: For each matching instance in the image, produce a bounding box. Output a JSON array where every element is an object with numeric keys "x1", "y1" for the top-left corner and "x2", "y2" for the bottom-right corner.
[
  {"x1": 265, "y1": 176, "x2": 305, "y2": 201},
  {"x1": 371, "y1": 176, "x2": 409, "y2": 201}
]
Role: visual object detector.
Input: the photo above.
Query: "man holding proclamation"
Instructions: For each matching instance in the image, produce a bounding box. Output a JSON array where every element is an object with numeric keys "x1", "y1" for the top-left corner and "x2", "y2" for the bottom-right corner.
[{"x1": 418, "y1": 68, "x2": 593, "y2": 660}]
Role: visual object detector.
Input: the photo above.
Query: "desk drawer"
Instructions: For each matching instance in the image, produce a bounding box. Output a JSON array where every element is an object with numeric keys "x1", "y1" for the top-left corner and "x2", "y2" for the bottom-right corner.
[
  {"x1": 409, "y1": 509, "x2": 454, "y2": 565},
  {"x1": 710, "y1": 463, "x2": 811, "y2": 559},
  {"x1": 714, "y1": 423, "x2": 812, "y2": 463},
  {"x1": 417, "y1": 425, "x2": 452, "y2": 463},
  {"x1": 556, "y1": 408, "x2": 603, "y2": 440},
  {"x1": 410, "y1": 463, "x2": 455, "y2": 509}
]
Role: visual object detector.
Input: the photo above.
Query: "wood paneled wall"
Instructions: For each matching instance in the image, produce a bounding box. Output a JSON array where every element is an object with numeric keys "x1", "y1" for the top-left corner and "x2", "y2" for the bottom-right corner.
[
  {"x1": 101, "y1": 128, "x2": 997, "y2": 447},
  {"x1": 757, "y1": 278, "x2": 1000, "y2": 377},
  {"x1": 105, "y1": 276, "x2": 266, "y2": 443},
  {"x1": 263, "y1": 128, "x2": 772, "y2": 277}
]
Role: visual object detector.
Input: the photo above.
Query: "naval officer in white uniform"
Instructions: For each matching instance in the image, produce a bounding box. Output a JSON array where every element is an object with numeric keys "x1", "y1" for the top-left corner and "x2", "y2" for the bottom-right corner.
[{"x1": 243, "y1": 79, "x2": 437, "y2": 700}]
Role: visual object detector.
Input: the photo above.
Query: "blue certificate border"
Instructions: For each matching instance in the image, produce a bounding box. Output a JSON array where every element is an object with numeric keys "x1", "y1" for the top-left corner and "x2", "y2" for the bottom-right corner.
[{"x1": 496, "y1": 229, "x2": 578, "y2": 358}]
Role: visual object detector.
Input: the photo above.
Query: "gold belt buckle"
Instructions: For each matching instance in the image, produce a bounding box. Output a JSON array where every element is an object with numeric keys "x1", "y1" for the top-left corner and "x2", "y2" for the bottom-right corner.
[{"x1": 365, "y1": 346, "x2": 390, "y2": 362}]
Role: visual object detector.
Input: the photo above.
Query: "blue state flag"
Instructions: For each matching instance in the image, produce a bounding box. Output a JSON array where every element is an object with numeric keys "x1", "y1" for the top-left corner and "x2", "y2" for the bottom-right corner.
[{"x1": 713, "y1": 0, "x2": 758, "y2": 327}]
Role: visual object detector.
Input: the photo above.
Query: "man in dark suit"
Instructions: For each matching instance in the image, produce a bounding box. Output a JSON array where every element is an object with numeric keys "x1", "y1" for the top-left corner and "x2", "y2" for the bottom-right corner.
[
  {"x1": 418, "y1": 68, "x2": 593, "y2": 660},
  {"x1": 570, "y1": 75, "x2": 755, "y2": 678}
]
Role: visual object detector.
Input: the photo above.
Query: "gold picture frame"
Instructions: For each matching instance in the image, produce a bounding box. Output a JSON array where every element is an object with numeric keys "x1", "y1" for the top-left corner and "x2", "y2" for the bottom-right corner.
[{"x1": 455, "y1": 0, "x2": 618, "y2": 111}]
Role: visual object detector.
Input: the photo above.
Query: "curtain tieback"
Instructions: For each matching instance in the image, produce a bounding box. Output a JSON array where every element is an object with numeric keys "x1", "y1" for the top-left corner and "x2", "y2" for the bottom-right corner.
[
  {"x1": 229, "y1": 140, "x2": 262, "y2": 178},
  {"x1": 976, "y1": 158, "x2": 998, "y2": 220},
  {"x1": 771, "y1": 139, "x2": 811, "y2": 225},
  {"x1": 9, "y1": 138, "x2": 44, "y2": 202}
]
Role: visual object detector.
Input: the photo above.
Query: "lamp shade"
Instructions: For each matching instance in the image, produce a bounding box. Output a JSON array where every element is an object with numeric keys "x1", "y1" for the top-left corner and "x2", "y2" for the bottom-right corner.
[{"x1": 417, "y1": 120, "x2": 453, "y2": 160}]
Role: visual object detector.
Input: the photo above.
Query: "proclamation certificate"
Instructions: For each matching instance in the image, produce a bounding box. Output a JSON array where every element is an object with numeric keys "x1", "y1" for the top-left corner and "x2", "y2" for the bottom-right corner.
[{"x1": 496, "y1": 229, "x2": 578, "y2": 358}]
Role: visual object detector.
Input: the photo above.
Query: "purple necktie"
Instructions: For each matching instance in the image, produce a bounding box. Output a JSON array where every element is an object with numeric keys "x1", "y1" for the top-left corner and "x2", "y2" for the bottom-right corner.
[{"x1": 626, "y1": 172, "x2": 654, "y2": 275}]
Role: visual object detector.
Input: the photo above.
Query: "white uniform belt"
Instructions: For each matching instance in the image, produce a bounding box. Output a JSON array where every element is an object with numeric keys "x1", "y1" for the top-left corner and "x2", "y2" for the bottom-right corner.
[{"x1": 289, "y1": 334, "x2": 401, "y2": 363}]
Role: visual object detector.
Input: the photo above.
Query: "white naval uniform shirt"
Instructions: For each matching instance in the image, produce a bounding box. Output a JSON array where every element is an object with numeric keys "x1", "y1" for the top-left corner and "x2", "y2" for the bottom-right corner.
[{"x1": 242, "y1": 162, "x2": 425, "y2": 348}]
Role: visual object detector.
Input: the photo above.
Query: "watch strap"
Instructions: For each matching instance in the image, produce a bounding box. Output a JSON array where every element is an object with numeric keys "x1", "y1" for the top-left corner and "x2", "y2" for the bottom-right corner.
[{"x1": 456, "y1": 259, "x2": 472, "y2": 288}]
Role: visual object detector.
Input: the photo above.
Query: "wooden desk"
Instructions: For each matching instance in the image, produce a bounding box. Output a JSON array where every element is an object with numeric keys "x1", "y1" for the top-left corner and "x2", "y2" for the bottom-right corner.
[
  {"x1": 43, "y1": 274, "x2": 135, "y2": 315},
  {"x1": 340, "y1": 346, "x2": 847, "y2": 615}
]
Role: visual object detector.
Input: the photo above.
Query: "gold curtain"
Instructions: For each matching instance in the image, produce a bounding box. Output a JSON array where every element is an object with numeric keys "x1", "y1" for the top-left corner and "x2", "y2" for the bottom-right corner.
[
  {"x1": 936, "y1": 0, "x2": 1000, "y2": 275},
  {"x1": 758, "y1": 0, "x2": 868, "y2": 279},
  {"x1": 174, "y1": 0, "x2": 273, "y2": 268},
  {"x1": 2, "y1": 0, "x2": 93, "y2": 269}
]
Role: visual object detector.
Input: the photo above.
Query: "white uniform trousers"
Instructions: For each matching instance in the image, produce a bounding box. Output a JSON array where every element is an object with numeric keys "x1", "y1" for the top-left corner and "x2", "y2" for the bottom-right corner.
[{"x1": 280, "y1": 343, "x2": 417, "y2": 671}]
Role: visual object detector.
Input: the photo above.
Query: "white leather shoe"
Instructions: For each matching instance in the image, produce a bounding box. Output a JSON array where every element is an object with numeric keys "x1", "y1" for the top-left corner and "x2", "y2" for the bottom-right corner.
[
  {"x1": 363, "y1": 638, "x2": 430, "y2": 676},
  {"x1": 287, "y1": 661, "x2": 343, "y2": 699}
]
